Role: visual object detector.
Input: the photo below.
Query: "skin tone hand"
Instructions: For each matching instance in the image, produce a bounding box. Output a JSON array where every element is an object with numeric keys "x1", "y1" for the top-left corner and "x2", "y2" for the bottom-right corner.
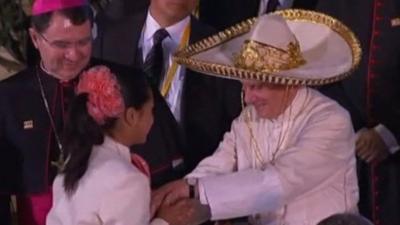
[
  {"x1": 157, "y1": 199, "x2": 193, "y2": 225},
  {"x1": 356, "y1": 128, "x2": 389, "y2": 164},
  {"x1": 151, "y1": 179, "x2": 189, "y2": 218},
  {"x1": 184, "y1": 199, "x2": 212, "y2": 225},
  {"x1": 158, "y1": 199, "x2": 211, "y2": 225}
]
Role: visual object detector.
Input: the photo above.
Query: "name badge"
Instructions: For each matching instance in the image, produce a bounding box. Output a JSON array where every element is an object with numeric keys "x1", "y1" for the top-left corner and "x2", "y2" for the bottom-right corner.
[
  {"x1": 23, "y1": 120, "x2": 34, "y2": 129},
  {"x1": 391, "y1": 18, "x2": 400, "y2": 27}
]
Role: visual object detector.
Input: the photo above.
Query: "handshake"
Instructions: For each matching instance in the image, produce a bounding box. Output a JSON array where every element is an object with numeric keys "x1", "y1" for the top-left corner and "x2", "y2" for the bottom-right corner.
[{"x1": 150, "y1": 179, "x2": 212, "y2": 225}]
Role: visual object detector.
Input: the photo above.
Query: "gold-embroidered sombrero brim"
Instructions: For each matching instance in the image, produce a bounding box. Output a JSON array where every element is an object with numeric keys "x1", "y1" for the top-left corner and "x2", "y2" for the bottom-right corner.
[{"x1": 175, "y1": 9, "x2": 362, "y2": 86}]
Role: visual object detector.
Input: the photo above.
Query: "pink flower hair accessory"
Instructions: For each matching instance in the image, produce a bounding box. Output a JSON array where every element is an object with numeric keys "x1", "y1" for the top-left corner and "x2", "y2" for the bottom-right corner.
[{"x1": 76, "y1": 65, "x2": 125, "y2": 125}]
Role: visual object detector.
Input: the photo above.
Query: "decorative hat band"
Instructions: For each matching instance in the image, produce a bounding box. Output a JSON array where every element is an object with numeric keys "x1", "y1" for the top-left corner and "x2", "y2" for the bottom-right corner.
[{"x1": 234, "y1": 39, "x2": 306, "y2": 73}]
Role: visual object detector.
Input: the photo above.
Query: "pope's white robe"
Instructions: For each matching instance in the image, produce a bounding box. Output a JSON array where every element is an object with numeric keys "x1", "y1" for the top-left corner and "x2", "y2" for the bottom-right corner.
[{"x1": 188, "y1": 87, "x2": 358, "y2": 225}]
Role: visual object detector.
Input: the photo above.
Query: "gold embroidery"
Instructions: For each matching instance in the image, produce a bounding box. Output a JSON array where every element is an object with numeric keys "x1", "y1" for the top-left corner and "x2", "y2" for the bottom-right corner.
[
  {"x1": 234, "y1": 40, "x2": 306, "y2": 73},
  {"x1": 175, "y1": 10, "x2": 362, "y2": 86}
]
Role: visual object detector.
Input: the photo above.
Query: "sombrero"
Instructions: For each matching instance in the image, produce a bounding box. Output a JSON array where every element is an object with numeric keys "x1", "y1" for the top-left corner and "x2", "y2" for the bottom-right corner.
[{"x1": 174, "y1": 9, "x2": 361, "y2": 86}]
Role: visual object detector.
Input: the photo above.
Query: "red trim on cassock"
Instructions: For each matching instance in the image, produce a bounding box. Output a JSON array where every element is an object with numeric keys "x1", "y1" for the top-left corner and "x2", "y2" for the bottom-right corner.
[{"x1": 367, "y1": 0, "x2": 384, "y2": 224}]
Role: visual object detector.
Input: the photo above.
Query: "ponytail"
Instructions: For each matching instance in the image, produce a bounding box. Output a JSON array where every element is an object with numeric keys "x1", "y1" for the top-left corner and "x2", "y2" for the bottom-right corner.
[
  {"x1": 62, "y1": 64, "x2": 150, "y2": 195},
  {"x1": 62, "y1": 94, "x2": 109, "y2": 195}
]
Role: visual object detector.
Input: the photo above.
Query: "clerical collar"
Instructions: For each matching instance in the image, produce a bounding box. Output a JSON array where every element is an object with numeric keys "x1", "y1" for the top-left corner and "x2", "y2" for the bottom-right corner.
[{"x1": 39, "y1": 61, "x2": 78, "y2": 86}]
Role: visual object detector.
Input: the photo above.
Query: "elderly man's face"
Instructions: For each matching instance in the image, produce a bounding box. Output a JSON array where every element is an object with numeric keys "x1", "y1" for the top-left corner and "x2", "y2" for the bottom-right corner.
[
  {"x1": 30, "y1": 12, "x2": 92, "y2": 81},
  {"x1": 242, "y1": 80, "x2": 298, "y2": 119},
  {"x1": 150, "y1": 0, "x2": 198, "y2": 25}
]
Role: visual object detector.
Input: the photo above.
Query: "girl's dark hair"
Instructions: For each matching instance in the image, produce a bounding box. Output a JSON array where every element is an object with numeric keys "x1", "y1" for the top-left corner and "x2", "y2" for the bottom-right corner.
[
  {"x1": 62, "y1": 65, "x2": 151, "y2": 195},
  {"x1": 31, "y1": 5, "x2": 93, "y2": 33}
]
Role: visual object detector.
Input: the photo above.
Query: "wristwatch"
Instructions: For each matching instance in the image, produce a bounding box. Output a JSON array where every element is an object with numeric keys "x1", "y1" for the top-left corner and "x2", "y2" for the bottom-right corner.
[{"x1": 186, "y1": 177, "x2": 198, "y2": 199}]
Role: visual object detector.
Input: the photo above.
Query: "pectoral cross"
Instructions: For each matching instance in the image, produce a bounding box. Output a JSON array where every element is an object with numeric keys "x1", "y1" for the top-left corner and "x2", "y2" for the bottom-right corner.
[{"x1": 51, "y1": 152, "x2": 68, "y2": 172}]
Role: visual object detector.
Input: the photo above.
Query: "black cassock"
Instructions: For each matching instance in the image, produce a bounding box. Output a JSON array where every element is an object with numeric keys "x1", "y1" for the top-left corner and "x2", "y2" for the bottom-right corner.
[{"x1": 0, "y1": 65, "x2": 75, "y2": 194}]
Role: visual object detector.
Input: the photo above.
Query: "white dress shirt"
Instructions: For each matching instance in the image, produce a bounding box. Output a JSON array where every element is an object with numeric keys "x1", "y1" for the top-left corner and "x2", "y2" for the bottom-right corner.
[
  {"x1": 46, "y1": 136, "x2": 168, "y2": 225},
  {"x1": 258, "y1": 0, "x2": 294, "y2": 15},
  {"x1": 187, "y1": 88, "x2": 359, "y2": 225},
  {"x1": 139, "y1": 12, "x2": 190, "y2": 123}
]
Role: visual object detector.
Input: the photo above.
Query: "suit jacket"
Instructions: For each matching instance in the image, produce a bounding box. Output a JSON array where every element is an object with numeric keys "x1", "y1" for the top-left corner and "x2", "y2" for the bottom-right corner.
[
  {"x1": 317, "y1": 1, "x2": 400, "y2": 224},
  {"x1": 93, "y1": 10, "x2": 242, "y2": 186},
  {"x1": 198, "y1": 0, "x2": 319, "y2": 31}
]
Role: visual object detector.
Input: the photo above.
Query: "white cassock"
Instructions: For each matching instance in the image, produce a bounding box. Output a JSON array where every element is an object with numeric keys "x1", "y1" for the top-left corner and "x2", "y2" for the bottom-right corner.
[
  {"x1": 187, "y1": 87, "x2": 359, "y2": 225},
  {"x1": 46, "y1": 136, "x2": 167, "y2": 225}
]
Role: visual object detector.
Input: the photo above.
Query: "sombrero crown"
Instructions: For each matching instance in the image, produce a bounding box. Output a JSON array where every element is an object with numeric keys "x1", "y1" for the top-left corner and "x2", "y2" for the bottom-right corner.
[{"x1": 175, "y1": 9, "x2": 362, "y2": 86}]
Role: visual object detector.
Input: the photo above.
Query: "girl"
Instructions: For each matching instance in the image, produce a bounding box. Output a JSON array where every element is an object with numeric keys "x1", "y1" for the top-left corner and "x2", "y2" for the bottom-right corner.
[{"x1": 46, "y1": 65, "x2": 186, "y2": 225}]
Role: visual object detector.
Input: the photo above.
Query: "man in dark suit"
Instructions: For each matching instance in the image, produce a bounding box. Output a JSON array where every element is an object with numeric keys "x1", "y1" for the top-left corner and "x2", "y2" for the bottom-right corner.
[
  {"x1": 198, "y1": 0, "x2": 319, "y2": 31},
  {"x1": 94, "y1": 0, "x2": 242, "y2": 188},
  {"x1": 317, "y1": 1, "x2": 400, "y2": 225}
]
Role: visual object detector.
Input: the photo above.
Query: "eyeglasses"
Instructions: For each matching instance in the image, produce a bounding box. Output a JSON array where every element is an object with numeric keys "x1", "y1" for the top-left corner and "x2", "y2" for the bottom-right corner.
[{"x1": 37, "y1": 31, "x2": 92, "y2": 50}]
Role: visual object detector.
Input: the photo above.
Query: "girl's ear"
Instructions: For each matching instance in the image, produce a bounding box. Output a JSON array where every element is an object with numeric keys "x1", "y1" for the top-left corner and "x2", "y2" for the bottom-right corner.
[{"x1": 124, "y1": 107, "x2": 139, "y2": 127}]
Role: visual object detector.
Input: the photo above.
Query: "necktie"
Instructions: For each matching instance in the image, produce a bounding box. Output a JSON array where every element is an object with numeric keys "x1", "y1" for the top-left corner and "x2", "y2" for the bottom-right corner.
[
  {"x1": 265, "y1": 0, "x2": 280, "y2": 13},
  {"x1": 143, "y1": 28, "x2": 169, "y2": 87}
]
